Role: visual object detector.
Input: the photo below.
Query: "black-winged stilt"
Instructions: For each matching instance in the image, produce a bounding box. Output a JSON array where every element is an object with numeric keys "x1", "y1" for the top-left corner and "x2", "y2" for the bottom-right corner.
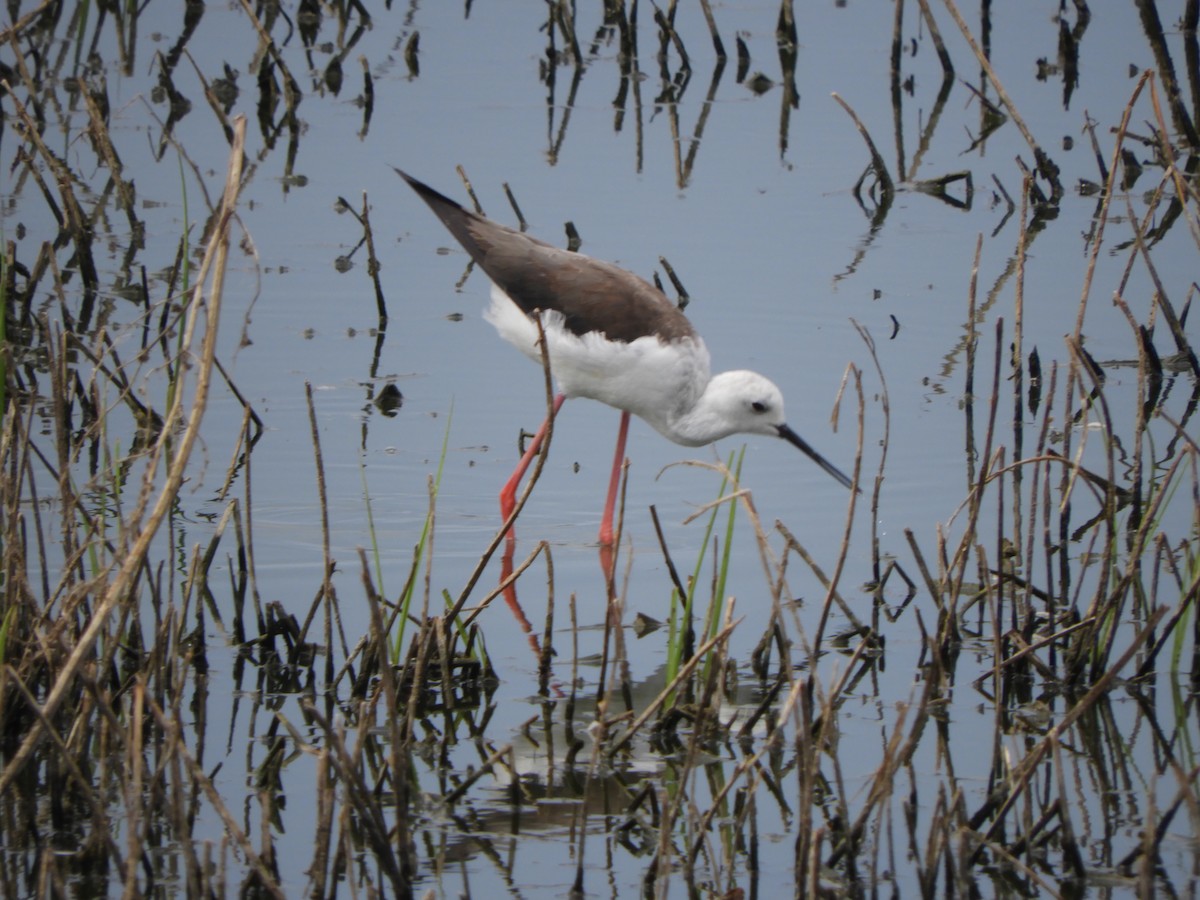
[{"x1": 399, "y1": 170, "x2": 854, "y2": 547}]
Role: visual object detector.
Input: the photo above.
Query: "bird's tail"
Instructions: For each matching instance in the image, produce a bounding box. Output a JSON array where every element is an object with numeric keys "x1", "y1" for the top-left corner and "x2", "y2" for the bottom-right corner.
[{"x1": 394, "y1": 168, "x2": 492, "y2": 269}]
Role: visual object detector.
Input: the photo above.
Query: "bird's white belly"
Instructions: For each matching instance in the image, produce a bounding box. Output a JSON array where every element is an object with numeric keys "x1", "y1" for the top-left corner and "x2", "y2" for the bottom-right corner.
[{"x1": 485, "y1": 285, "x2": 711, "y2": 443}]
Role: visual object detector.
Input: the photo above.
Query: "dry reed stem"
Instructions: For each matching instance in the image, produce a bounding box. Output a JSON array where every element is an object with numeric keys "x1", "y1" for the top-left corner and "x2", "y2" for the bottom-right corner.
[
  {"x1": 1123, "y1": 201, "x2": 1200, "y2": 377},
  {"x1": 145, "y1": 689, "x2": 285, "y2": 898},
  {"x1": 1073, "y1": 72, "x2": 1152, "y2": 353},
  {"x1": 360, "y1": 191, "x2": 389, "y2": 325},
  {"x1": 0, "y1": 116, "x2": 246, "y2": 795},
  {"x1": 701, "y1": 640, "x2": 877, "y2": 866},
  {"x1": 607, "y1": 615, "x2": 742, "y2": 757},
  {"x1": 441, "y1": 742, "x2": 517, "y2": 805},
  {"x1": 775, "y1": 521, "x2": 864, "y2": 633},
  {"x1": 300, "y1": 698, "x2": 409, "y2": 890},
  {"x1": 653, "y1": 4, "x2": 690, "y2": 74},
  {"x1": 554, "y1": 0, "x2": 583, "y2": 65},
  {"x1": 697, "y1": 0, "x2": 724, "y2": 58},
  {"x1": 939, "y1": 0, "x2": 1061, "y2": 201},
  {"x1": 500, "y1": 181, "x2": 529, "y2": 231},
  {"x1": 2, "y1": 77, "x2": 98, "y2": 298},
  {"x1": 302, "y1": 383, "x2": 333, "y2": 645},
  {"x1": 449, "y1": 315, "x2": 557, "y2": 619},
  {"x1": 915, "y1": 0, "x2": 953, "y2": 78},
  {"x1": 811, "y1": 367, "x2": 864, "y2": 654},
  {"x1": 649, "y1": 504, "x2": 690, "y2": 601},
  {"x1": 970, "y1": 606, "x2": 1169, "y2": 856},
  {"x1": 183, "y1": 49, "x2": 237, "y2": 144},
  {"x1": 851, "y1": 321, "x2": 889, "y2": 578},
  {"x1": 1145, "y1": 71, "x2": 1200, "y2": 245},
  {"x1": 460, "y1": 540, "x2": 551, "y2": 627},
  {"x1": 235, "y1": 0, "x2": 301, "y2": 111},
  {"x1": 5, "y1": 673, "x2": 118, "y2": 858},
  {"x1": 78, "y1": 78, "x2": 138, "y2": 229},
  {"x1": 0, "y1": 0, "x2": 55, "y2": 42},
  {"x1": 831, "y1": 92, "x2": 895, "y2": 198}
]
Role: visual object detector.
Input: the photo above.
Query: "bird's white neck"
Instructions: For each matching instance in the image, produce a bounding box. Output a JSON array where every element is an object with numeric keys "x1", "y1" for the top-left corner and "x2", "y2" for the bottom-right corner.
[
  {"x1": 659, "y1": 390, "x2": 740, "y2": 447},
  {"x1": 652, "y1": 370, "x2": 783, "y2": 447}
]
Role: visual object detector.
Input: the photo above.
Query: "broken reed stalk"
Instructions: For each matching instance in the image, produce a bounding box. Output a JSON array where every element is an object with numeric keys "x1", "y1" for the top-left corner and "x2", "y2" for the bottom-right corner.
[
  {"x1": 448, "y1": 314, "x2": 556, "y2": 620},
  {"x1": 298, "y1": 698, "x2": 410, "y2": 892},
  {"x1": 915, "y1": 0, "x2": 953, "y2": 79},
  {"x1": 236, "y1": 0, "x2": 301, "y2": 112},
  {"x1": 851, "y1": 320, "x2": 889, "y2": 584},
  {"x1": 1076, "y1": 81, "x2": 1151, "y2": 335},
  {"x1": 554, "y1": 0, "x2": 583, "y2": 65},
  {"x1": 0, "y1": 0, "x2": 56, "y2": 42},
  {"x1": 461, "y1": 540, "x2": 552, "y2": 628},
  {"x1": 939, "y1": 0, "x2": 1062, "y2": 203},
  {"x1": 185, "y1": 49, "x2": 238, "y2": 144},
  {"x1": 536, "y1": 551, "x2": 556, "y2": 692},
  {"x1": 607, "y1": 615, "x2": 742, "y2": 757},
  {"x1": 1011, "y1": 176, "x2": 1032, "y2": 624},
  {"x1": 697, "y1": 0, "x2": 725, "y2": 59},
  {"x1": 655, "y1": 6, "x2": 690, "y2": 71},
  {"x1": 649, "y1": 504, "x2": 695, "y2": 603},
  {"x1": 2, "y1": 74, "x2": 101, "y2": 303},
  {"x1": 968, "y1": 606, "x2": 1169, "y2": 862},
  {"x1": 0, "y1": 116, "x2": 246, "y2": 796},
  {"x1": 810, "y1": 365, "x2": 864, "y2": 656},
  {"x1": 300, "y1": 381, "x2": 341, "y2": 687},
  {"x1": 1146, "y1": 78, "x2": 1200, "y2": 253},
  {"x1": 502, "y1": 181, "x2": 529, "y2": 230},
  {"x1": 359, "y1": 192, "x2": 389, "y2": 326},
  {"x1": 78, "y1": 76, "x2": 139, "y2": 233},
  {"x1": 832, "y1": 91, "x2": 894, "y2": 200},
  {"x1": 455, "y1": 164, "x2": 485, "y2": 215},
  {"x1": 145, "y1": 689, "x2": 285, "y2": 899}
]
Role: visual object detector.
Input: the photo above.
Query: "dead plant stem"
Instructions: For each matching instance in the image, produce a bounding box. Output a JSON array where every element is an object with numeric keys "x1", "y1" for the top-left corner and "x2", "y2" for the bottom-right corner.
[{"x1": 0, "y1": 117, "x2": 246, "y2": 796}]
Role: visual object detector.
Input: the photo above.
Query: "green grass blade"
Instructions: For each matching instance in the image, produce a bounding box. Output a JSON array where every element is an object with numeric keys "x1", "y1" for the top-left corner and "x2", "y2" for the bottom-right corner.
[{"x1": 392, "y1": 399, "x2": 454, "y2": 661}]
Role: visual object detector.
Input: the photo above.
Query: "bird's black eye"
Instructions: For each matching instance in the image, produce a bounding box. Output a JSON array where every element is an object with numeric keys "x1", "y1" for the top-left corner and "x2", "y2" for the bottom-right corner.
[{"x1": 751, "y1": 400, "x2": 768, "y2": 414}]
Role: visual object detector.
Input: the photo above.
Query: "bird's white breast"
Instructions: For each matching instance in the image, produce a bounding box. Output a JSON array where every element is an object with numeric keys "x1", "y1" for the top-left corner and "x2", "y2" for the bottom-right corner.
[{"x1": 485, "y1": 284, "x2": 712, "y2": 442}]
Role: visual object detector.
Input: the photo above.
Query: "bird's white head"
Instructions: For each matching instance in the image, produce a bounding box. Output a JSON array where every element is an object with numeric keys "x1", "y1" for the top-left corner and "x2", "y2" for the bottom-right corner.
[
  {"x1": 701, "y1": 370, "x2": 790, "y2": 440},
  {"x1": 681, "y1": 370, "x2": 856, "y2": 490}
]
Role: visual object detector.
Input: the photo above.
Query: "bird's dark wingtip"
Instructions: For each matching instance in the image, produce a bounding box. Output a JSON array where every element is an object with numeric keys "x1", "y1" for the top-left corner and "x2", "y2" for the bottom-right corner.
[
  {"x1": 393, "y1": 167, "x2": 424, "y2": 192},
  {"x1": 393, "y1": 167, "x2": 427, "y2": 195},
  {"x1": 393, "y1": 168, "x2": 467, "y2": 216}
]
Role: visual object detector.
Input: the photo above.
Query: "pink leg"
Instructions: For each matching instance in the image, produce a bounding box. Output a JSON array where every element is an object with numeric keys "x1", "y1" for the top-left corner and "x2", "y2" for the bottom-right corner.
[
  {"x1": 500, "y1": 393, "x2": 566, "y2": 536},
  {"x1": 599, "y1": 411, "x2": 631, "y2": 547}
]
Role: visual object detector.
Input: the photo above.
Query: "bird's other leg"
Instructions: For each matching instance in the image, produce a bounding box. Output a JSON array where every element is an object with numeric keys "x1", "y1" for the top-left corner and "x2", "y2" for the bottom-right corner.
[
  {"x1": 599, "y1": 410, "x2": 631, "y2": 548},
  {"x1": 499, "y1": 393, "x2": 566, "y2": 545}
]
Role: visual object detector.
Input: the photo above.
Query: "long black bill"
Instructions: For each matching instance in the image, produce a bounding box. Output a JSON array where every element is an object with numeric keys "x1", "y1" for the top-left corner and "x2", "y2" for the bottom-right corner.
[{"x1": 777, "y1": 424, "x2": 857, "y2": 491}]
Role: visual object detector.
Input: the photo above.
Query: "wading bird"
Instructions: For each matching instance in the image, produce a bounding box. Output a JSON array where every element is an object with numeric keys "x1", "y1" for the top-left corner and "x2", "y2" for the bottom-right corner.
[{"x1": 399, "y1": 170, "x2": 854, "y2": 546}]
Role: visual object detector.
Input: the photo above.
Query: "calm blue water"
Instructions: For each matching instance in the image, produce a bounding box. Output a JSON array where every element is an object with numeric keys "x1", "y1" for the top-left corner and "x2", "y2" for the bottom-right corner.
[{"x1": 3, "y1": 1, "x2": 1196, "y2": 894}]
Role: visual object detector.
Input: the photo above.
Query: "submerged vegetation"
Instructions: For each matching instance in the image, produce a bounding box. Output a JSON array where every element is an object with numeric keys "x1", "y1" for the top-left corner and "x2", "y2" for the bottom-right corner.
[{"x1": 0, "y1": 0, "x2": 1198, "y2": 896}]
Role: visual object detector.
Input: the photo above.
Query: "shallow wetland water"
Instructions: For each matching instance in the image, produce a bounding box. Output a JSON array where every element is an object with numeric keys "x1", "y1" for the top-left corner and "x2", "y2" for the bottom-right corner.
[{"x1": 1, "y1": 1, "x2": 1198, "y2": 897}]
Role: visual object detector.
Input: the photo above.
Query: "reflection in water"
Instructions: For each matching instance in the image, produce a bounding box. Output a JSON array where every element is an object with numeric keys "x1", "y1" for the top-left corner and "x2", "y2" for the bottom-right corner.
[{"x1": 0, "y1": 2, "x2": 1197, "y2": 897}]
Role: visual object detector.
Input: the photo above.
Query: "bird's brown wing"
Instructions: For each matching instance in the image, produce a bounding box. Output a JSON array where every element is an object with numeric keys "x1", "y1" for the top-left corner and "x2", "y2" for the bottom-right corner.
[{"x1": 399, "y1": 169, "x2": 696, "y2": 344}]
